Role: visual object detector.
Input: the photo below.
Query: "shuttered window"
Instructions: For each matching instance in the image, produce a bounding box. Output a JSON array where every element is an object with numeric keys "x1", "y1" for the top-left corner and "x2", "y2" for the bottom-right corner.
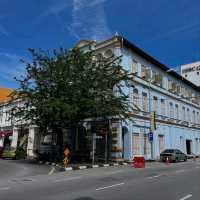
[
  {"x1": 132, "y1": 134, "x2": 140, "y2": 155},
  {"x1": 158, "y1": 135, "x2": 164, "y2": 153}
]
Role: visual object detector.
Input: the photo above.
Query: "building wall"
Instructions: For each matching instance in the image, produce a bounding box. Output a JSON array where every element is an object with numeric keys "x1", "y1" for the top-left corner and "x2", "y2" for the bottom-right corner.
[
  {"x1": 181, "y1": 61, "x2": 200, "y2": 87},
  {"x1": 117, "y1": 45, "x2": 200, "y2": 160}
]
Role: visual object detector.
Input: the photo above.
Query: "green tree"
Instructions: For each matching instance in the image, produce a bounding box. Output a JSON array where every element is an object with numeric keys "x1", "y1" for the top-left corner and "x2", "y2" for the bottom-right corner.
[{"x1": 11, "y1": 47, "x2": 133, "y2": 147}]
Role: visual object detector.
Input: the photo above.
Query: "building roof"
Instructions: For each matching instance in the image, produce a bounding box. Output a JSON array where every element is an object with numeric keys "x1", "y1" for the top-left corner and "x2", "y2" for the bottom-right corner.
[
  {"x1": 115, "y1": 36, "x2": 200, "y2": 92},
  {"x1": 0, "y1": 87, "x2": 13, "y2": 103}
]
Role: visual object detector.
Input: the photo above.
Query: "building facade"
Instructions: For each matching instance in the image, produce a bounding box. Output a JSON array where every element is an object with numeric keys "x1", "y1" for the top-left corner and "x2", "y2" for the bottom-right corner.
[
  {"x1": 1, "y1": 36, "x2": 200, "y2": 162},
  {"x1": 78, "y1": 36, "x2": 200, "y2": 161},
  {"x1": 181, "y1": 61, "x2": 200, "y2": 87}
]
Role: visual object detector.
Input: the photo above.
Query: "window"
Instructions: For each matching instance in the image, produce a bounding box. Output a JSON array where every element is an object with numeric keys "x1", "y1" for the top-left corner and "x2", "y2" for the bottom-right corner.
[
  {"x1": 175, "y1": 104, "x2": 179, "y2": 119},
  {"x1": 158, "y1": 135, "x2": 165, "y2": 153},
  {"x1": 182, "y1": 107, "x2": 186, "y2": 121},
  {"x1": 142, "y1": 92, "x2": 148, "y2": 112},
  {"x1": 133, "y1": 89, "x2": 140, "y2": 109},
  {"x1": 187, "y1": 108, "x2": 191, "y2": 122},
  {"x1": 161, "y1": 99, "x2": 165, "y2": 116},
  {"x1": 153, "y1": 96, "x2": 158, "y2": 113},
  {"x1": 132, "y1": 133, "x2": 140, "y2": 155},
  {"x1": 192, "y1": 110, "x2": 196, "y2": 123},
  {"x1": 132, "y1": 60, "x2": 138, "y2": 74},
  {"x1": 169, "y1": 102, "x2": 174, "y2": 118},
  {"x1": 143, "y1": 134, "x2": 150, "y2": 155},
  {"x1": 197, "y1": 112, "x2": 199, "y2": 124},
  {"x1": 141, "y1": 65, "x2": 150, "y2": 80}
]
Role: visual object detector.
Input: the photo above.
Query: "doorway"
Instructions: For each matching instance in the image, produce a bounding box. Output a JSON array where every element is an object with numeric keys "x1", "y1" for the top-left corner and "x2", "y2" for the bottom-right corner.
[{"x1": 186, "y1": 140, "x2": 191, "y2": 155}]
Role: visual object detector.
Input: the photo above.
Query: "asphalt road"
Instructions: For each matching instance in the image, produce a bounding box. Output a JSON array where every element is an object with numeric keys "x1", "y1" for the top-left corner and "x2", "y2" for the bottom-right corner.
[
  {"x1": 0, "y1": 159, "x2": 53, "y2": 182},
  {"x1": 0, "y1": 159, "x2": 200, "y2": 200}
]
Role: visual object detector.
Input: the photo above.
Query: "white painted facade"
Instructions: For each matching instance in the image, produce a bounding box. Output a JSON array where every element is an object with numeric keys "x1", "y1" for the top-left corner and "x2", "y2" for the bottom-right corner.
[
  {"x1": 181, "y1": 61, "x2": 200, "y2": 86},
  {"x1": 87, "y1": 36, "x2": 200, "y2": 160}
]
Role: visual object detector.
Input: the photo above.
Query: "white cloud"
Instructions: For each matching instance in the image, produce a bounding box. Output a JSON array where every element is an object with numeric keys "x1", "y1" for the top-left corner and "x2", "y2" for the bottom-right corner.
[
  {"x1": 70, "y1": 0, "x2": 111, "y2": 41},
  {"x1": 0, "y1": 52, "x2": 25, "y2": 83},
  {"x1": 40, "y1": 0, "x2": 70, "y2": 18}
]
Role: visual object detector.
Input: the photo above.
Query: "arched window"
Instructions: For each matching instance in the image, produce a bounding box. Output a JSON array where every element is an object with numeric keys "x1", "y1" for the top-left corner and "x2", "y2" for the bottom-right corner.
[{"x1": 133, "y1": 89, "x2": 139, "y2": 109}]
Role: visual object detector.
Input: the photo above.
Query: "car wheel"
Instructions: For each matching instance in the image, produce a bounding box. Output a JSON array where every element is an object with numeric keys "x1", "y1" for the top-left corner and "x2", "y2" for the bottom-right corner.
[{"x1": 184, "y1": 157, "x2": 187, "y2": 162}]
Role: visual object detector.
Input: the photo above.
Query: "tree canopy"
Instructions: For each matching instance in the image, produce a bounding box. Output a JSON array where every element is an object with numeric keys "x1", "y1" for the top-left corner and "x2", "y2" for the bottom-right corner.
[{"x1": 11, "y1": 47, "x2": 133, "y2": 133}]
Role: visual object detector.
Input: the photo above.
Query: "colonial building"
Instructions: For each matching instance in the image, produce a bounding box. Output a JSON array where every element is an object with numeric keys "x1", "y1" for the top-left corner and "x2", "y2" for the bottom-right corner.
[
  {"x1": 77, "y1": 36, "x2": 200, "y2": 161},
  {"x1": 1, "y1": 36, "x2": 200, "y2": 162}
]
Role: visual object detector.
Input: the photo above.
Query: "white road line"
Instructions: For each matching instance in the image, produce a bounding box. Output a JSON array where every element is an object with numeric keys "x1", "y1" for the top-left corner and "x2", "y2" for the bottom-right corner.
[
  {"x1": 54, "y1": 176, "x2": 82, "y2": 183},
  {"x1": 179, "y1": 194, "x2": 192, "y2": 200},
  {"x1": 175, "y1": 169, "x2": 185, "y2": 173},
  {"x1": 0, "y1": 187, "x2": 10, "y2": 191},
  {"x1": 96, "y1": 182, "x2": 125, "y2": 191},
  {"x1": 147, "y1": 175, "x2": 162, "y2": 179},
  {"x1": 107, "y1": 170, "x2": 123, "y2": 175},
  {"x1": 48, "y1": 166, "x2": 55, "y2": 175}
]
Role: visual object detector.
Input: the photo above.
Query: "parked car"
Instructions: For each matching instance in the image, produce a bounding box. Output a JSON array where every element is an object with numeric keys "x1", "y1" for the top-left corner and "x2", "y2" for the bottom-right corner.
[
  {"x1": 160, "y1": 149, "x2": 187, "y2": 162},
  {"x1": 2, "y1": 146, "x2": 26, "y2": 159}
]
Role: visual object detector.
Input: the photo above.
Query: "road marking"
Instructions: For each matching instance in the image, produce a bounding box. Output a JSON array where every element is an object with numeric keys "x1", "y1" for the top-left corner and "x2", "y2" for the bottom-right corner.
[
  {"x1": 107, "y1": 170, "x2": 123, "y2": 175},
  {"x1": 179, "y1": 194, "x2": 192, "y2": 200},
  {"x1": 48, "y1": 166, "x2": 55, "y2": 175},
  {"x1": 147, "y1": 175, "x2": 162, "y2": 179},
  {"x1": 175, "y1": 169, "x2": 185, "y2": 173},
  {"x1": 0, "y1": 187, "x2": 10, "y2": 191},
  {"x1": 96, "y1": 182, "x2": 125, "y2": 191},
  {"x1": 195, "y1": 166, "x2": 200, "y2": 169},
  {"x1": 54, "y1": 176, "x2": 82, "y2": 183}
]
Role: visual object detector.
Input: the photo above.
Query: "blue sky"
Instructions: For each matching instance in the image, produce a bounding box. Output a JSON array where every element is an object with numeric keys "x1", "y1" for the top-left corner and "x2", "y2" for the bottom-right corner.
[{"x1": 0, "y1": 0, "x2": 200, "y2": 88}]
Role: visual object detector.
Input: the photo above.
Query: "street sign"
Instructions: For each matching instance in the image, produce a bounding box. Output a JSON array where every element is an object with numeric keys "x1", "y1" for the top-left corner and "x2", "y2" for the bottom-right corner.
[{"x1": 148, "y1": 132, "x2": 153, "y2": 141}]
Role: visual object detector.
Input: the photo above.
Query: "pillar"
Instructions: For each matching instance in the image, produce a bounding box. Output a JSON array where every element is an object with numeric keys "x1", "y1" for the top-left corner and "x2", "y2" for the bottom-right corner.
[
  {"x1": 11, "y1": 127, "x2": 19, "y2": 148},
  {"x1": 110, "y1": 121, "x2": 123, "y2": 162},
  {"x1": 27, "y1": 126, "x2": 39, "y2": 159}
]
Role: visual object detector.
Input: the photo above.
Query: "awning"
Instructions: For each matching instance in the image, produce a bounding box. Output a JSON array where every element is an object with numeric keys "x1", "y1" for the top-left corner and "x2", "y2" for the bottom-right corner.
[{"x1": 0, "y1": 131, "x2": 13, "y2": 137}]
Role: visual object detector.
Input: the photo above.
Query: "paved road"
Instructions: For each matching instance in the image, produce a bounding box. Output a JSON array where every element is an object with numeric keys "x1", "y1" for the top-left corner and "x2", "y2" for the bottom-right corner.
[
  {"x1": 0, "y1": 159, "x2": 200, "y2": 200},
  {"x1": 0, "y1": 159, "x2": 53, "y2": 182}
]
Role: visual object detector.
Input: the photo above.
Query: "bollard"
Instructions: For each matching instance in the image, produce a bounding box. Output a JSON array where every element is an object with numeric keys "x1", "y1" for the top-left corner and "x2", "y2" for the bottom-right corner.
[{"x1": 132, "y1": 155, "x2": 145, "y2": 168}]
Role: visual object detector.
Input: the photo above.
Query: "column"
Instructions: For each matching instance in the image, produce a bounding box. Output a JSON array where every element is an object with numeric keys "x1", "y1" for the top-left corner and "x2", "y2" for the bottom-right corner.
[
  {"x1": 11, "y1": 127, "x2": 19, "y2": 148},
  {"x1": 110, "y1": 121, "x2": 123, "y2": 162},
  {"x1": 27, "y1": 126, "x2": 39, "y2": 159}
]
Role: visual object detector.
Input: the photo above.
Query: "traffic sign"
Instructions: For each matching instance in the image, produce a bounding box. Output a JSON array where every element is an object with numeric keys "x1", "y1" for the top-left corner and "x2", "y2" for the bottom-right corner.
[{"x1": 148, "y1": 132, "x2": 153, "y2": 141}]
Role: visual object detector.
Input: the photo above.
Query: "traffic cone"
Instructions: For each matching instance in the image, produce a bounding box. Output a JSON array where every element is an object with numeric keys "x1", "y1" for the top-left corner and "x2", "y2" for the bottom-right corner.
[{"x1": 166, "y1": 157, "x2": 170, "y2": 165}]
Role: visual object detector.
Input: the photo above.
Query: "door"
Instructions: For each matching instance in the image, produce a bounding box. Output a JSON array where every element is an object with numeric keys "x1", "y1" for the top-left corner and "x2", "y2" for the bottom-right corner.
[
  {"x1": 132, "y1": 134, "x2": 140, "y2": 155},
  {"x1": 158, "y1": 135, "x2": 165, "y2": 154},
  {"x1": 186, "y1": 140, "x2": 191, "y2": 155}
]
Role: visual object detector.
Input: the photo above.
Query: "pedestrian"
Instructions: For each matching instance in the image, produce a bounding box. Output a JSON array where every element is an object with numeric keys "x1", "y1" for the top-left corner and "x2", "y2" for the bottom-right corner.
[{"x1": 63, "y1": 144, "x2": 71, "y2": 167}]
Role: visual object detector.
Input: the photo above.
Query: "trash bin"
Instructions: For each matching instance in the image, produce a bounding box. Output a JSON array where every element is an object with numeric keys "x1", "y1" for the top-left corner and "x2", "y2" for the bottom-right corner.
[{"x1": 133, "y1": 155, "x2": 145, "y2": 168}]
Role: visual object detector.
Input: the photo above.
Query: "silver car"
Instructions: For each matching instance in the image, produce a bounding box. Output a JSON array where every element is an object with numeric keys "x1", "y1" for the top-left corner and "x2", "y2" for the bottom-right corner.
[{"x1": 160, "y1": 149, "x2": 187, "y2": 162}]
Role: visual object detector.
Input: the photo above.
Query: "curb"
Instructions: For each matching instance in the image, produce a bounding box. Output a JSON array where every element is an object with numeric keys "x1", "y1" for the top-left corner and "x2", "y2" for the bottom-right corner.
[{"x1": 37, "y1": 160, "x2": 130, "y2": 171}]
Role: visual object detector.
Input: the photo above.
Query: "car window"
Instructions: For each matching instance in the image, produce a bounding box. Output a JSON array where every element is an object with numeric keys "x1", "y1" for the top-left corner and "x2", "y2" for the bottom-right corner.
[{"x1": 162, "y1": 149, "x2": 174, "y2": 153}]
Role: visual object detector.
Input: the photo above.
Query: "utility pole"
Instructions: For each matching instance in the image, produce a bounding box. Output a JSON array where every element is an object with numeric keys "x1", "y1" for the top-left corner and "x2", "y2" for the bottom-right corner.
[{"x1": 147, "y1": 69, "x2": 154, "y2": 160}]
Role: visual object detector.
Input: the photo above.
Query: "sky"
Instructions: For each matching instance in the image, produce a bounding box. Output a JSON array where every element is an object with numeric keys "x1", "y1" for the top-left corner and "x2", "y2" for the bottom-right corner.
[{"x1": 0, "y1": 0, "x2": 200, "y2": 88}]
